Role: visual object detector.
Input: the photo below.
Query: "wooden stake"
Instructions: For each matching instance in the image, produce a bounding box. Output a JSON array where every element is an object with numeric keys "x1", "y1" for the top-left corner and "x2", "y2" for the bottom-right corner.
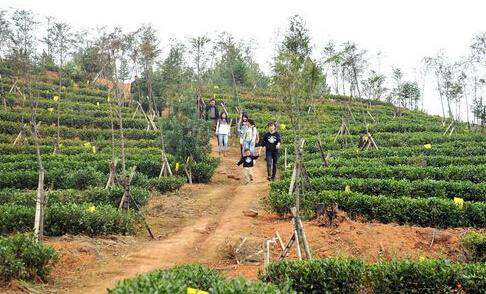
[
  {"x1": 105, "y1": 159, "x2": 119, "y2": 189},
  {"x1": 292, "y1": 207, "x2": 312, "y2": 259},
  {"x1": 293, "y1": 218, "x2": 302, "y2": 260},
  {"x1": 279, "y1": 232, "x2": 296, "y2": 260},
  {"x1": 34, "y1": 169, "x2": 45, "y2": 241},
  {"x1": 275, "y1": 231, "x2": 285, "y2": 251},
  {"x1": 264, "y1": 240, "x2": 270, "y2": 267}
]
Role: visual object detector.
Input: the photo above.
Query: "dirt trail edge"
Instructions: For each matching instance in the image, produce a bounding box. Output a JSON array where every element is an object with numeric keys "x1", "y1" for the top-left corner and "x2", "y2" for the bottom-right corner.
[{"x1": 73, "y1": 140, "x2": 268, "y2": 294}]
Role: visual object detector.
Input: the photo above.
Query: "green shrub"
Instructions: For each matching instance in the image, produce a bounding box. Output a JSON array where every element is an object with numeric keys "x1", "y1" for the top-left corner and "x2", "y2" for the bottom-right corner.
[
  {"x1": 262, "y1": 258, "x2": 486, "y2": 294},
  {"x1": 190, "y1": 157, "x2": 220, "y2": 183},
  {"x1": 110, "y1": 264, "x2": 289, "y2": 293},
  {"x1": 267, "y1": 189, "x2": 486, "y2": 228},
  {"x1": 272, "y1": 176, "x2": 486, "y2": 202},
  {"x1": 261, "y1": 258, "x2": 365, "y2": 293},
  {"x1": 0, "y1": 187, "x2": 150, "y2": 208},
  {"x1": 0, "y1": 233, "x2": 57, "y2": 284},
  {"x1": 109, "y1": 264, "x2": 223, "y2": 293},
  {"x1": 368, "y1": 259, "x2": 486, "y2": 293},
  {"x1": 147, "y1": 177, "x2": 186, "y2": 193},
  {"x1": 0, "y1": 203, "x2": 135, "y2": 236},
  {"x1": 461, "y1": 231, "x2": 486, "y2": 262}
]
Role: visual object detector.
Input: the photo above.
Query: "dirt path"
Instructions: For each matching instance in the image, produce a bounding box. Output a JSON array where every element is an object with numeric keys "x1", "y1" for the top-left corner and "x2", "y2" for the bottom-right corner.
[{"x1": 69, "y1": 140, "x2": 268, "y2": 293}]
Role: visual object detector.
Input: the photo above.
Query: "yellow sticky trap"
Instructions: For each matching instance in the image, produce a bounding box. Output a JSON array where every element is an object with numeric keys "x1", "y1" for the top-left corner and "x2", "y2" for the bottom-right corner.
[
  {"x1": 53, "y1": 95, "x2": 60, "y2": 102},
  {"x1": 92, "y1": 146, "x2": 97, "y2": 154},
  {"x1": 83, "y1": 142, "x2": 92, "y2": 149},
  {"x1": 424, "y1": 144, "x2": 432, "y2": 149},
  {"x1": 187, "y1": 288, "x2": 208, "y2": 294},
  {"x1": 345, "y1": 185, "x2": 351, "y2": 193},
  {"x1": 454, "y1": 197, "x2": 464, "y2": 209},
  {"x1": 280, "y1": 123, "x2": 286, "y2": 130},
  {"x1": 419, "y1": 256, "x2": 426, "y2": 262},
  {"x1": 47, "y1": 107, "x2": 54, "y2": 113},
  {"x1": 87, "y1": 205, "x2": 96, "y2": 213},
  {"x1": 175, "y1": 162, "x2": 180, "y2": 172}
]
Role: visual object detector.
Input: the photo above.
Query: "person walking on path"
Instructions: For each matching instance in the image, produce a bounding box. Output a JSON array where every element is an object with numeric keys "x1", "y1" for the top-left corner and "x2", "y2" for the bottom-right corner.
[
  {"x1": 237, "y1": 148, "x2": 260, "y2": 184},
  {"x1": 216, "y1": 111, "x2": 231, "y2": 156},
  {"x1": 206, "y1": 98, "x2": 219, "y2": 130},
  {"x1": 241, "y1": 119, "x2": 258, "y2": 155},
  {"x1": 238, "y1": 113, "x2": 250, "y2": 155},
  {"x1": 260, "y1": 122, "x2": 281, "y2": 181}
]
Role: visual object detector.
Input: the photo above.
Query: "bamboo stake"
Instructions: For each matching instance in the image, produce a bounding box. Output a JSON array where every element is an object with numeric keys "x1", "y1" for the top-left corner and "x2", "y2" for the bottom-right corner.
[{"x1": 275, "y1": 231, "x2": 285, "y2": 251}]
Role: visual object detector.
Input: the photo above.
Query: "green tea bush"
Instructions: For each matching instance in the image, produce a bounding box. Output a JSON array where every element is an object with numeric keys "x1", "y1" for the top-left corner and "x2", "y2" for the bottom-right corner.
[
  {"x1": 110, "y1": 264, "x2": 289, "y2": 293},
  {"x1": 268, "y1": 190, "x2": 486, "y2": 228},
  {"x1": 261, "y1": 258, "x2": 365, "y2": 293},
  {"x1": 460, "y1": 231, "x2": 486, "y2": 262},
  {"x1": 367, "y1": 259, "x2": 486, "y2": 293},
  {"x1": 272, "y1": 177, "x2": 486, "y2": 202},
  {"x1": 0, "y1": 203, "x2": 135, "y2": 236},
  {"x1": 190, "y1": 157, "x2": 220, "y2": 183},
  {"x1": 262, "y1": 258, "x2": 486, "y2": 294},
  {"x1": 0, "y1": 167, "x2": 104, "y2": 190},
  {"x1": 0, "y1": 187, "x2": 150, "y2": 208},
  {"x1": 147, "y1": 177, "x2": 186, "y2": 193},
  {"x1": 0, "y1": 233, "x2": 57, "y2": 284}
]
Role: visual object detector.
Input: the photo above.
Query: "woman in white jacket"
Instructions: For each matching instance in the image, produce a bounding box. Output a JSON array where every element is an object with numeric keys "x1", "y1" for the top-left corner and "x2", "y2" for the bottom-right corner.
[
  {"x1": 242, "y1": 119, "x2": 258, "y2": 155},
  {"x1": 216, "y1": 112, "x2": 231, "y2": 156}
]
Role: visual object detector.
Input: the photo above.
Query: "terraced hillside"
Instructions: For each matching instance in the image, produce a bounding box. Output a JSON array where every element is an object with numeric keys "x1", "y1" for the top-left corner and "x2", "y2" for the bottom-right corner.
[
  {"x1": 107, "y1": 94, "x2": 486, "y2": 293},
  {"x1": 0, "y1": 76, "x2": 217, "y2": 238},
  {"x1": 240, "y1": 96, "x2": 486, "y2": 228}
]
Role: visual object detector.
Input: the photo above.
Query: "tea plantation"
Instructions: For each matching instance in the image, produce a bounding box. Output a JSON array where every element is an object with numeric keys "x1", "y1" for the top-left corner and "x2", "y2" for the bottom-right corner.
[
  {"x1": 109, "y1": 94, "x2": 486, "y2": 293},
  {"x1": 0, "y1": 77, "x2": 218, "y2": 283}
]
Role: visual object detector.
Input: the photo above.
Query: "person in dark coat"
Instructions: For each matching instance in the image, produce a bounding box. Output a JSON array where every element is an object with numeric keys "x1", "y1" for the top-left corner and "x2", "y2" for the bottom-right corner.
[{"x1": 259, "y1": 122, "x2": 282, "y2": 181}]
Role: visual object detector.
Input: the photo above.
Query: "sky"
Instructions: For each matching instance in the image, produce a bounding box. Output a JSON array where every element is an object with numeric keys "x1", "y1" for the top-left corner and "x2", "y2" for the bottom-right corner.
[{"x1": 2, "y1": 0, "x2": 486, "y2": 117}]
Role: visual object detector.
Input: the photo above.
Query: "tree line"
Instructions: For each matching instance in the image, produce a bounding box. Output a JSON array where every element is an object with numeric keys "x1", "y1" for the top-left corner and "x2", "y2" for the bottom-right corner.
[{"x1": 0, "y1": 9, "x2": 484, "y2": 125}]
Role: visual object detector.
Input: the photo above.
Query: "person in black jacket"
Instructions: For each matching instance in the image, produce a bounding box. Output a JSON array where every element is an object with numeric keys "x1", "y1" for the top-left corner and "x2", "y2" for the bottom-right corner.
[
  {"x1": 260, "y1": 122, "x2": 282, "y2": 181},
  {"x1": 205, "y1": 98, "x2": 219, "y2": 129},
  {"x1": 237, "y1": 148, "x2": 260, "y2": 184}
]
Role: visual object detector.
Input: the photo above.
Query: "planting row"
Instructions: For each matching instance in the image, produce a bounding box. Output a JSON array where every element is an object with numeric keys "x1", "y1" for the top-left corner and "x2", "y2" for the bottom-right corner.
[
  {"x1": 272, "y1": 177, "x2": 486, "y2": 202},
  {"x1": 109, "y1": 259, "x2": 486, "y2": 293},
  {"x1": 262, "y1": 258, "x2": 486, "y2": 293},
  {"x1": 0, "y1": 120, "x2": 159, "y2": 140},
  {"x1": 267, "y1": 190, "x2": 486, "y2": 228},
  {"x1": 301, "y1": 164, "x2": 486, "y2": 184},
  {"x1": 301, "y1": 155, "x2": 486, "y2": 169},
  {"x1": 0, "y1": 109, "x2": 148, "y2": 129}
]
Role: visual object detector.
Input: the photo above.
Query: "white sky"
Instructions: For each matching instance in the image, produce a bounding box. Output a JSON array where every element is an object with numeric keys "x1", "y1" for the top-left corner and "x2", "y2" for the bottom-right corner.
[{"x1": 2, "y1": 0, "x2": 486, "y2": 117}]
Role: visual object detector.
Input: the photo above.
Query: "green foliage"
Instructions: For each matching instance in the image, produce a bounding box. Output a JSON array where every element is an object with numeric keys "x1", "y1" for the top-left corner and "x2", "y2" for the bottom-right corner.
[
  {"x1": 110, "y1": 264, "x2": 289, "y2": 293},
  {"x1": 263, "y1": 258, "x2": 486, "y2": 294},
  {"x1": 0, "y1": 233, "x2": 57, "y2": 284},
  {"x1": 0, "y1": 203, "x2": 135, "y2": 236},
  {"x1": 190, "y1": 157, "x2": 220, "y2": 183},
  {"x1": 161, "y1": 97, "x2": 211, "y2": 162},
  {"x1": 261, "y1": 258, "x2": 365, "y2": 293},
  {"x1": 461, "y1": 231, "x2": 486, "y2": 262},
  {"x1": 0, "y1": 187, "x2": 150, "y2": 207},
  {"x1": 367, "y1": 259, "x2": 485, "y2": 293},
  {"x1": 273, "y1": 176, "x2": 486, "y2": 202},
  {"x1": 267, "y1": 190, "x2": 486, "y2": 228},
  {"x1": 147, "y1": 176, "x2": 186, "y2": 193}
]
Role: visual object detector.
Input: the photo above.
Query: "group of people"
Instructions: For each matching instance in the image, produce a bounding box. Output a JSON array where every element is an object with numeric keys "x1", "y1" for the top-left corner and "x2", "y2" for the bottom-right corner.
[{"x1": 205, "y1": 98, "x2": 282, "y2": 184}]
